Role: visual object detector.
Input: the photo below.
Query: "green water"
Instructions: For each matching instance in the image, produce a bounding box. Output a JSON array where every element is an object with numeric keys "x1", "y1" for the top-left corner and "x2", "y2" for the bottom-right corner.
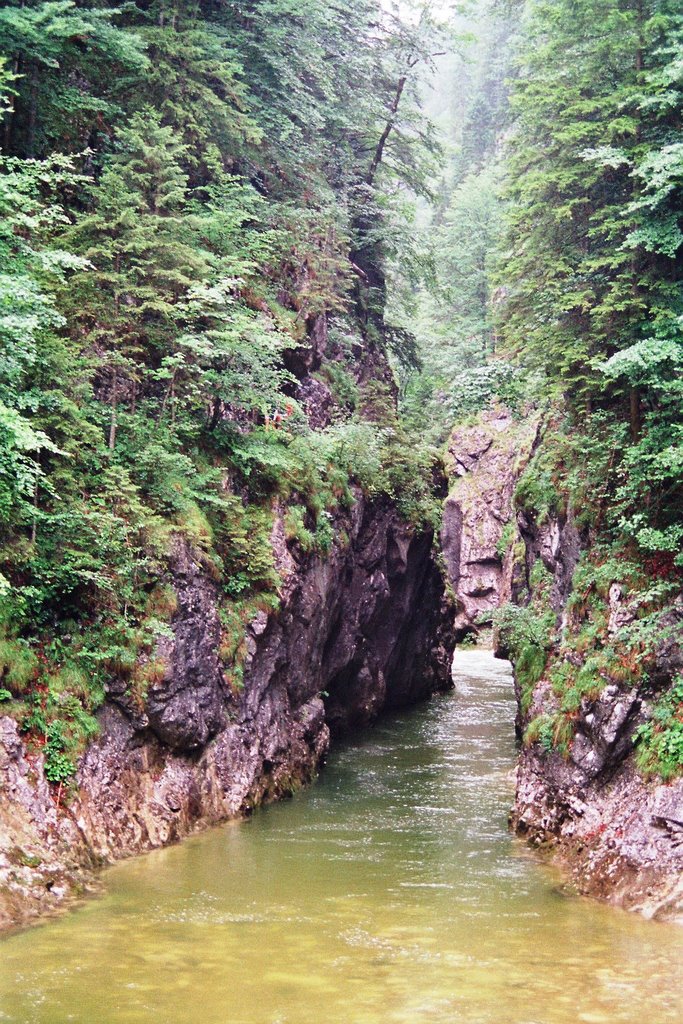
[{"x1": 1, "y1": 650, "x2": 682, "y2": 1024}]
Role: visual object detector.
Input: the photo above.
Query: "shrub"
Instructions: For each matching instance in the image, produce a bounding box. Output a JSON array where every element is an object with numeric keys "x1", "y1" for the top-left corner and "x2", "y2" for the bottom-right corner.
[
  {"x1": 494, "y1": 603, "x2": 555, "y2": 712},
  {"x1": 524, "y1": 714, "x2": 556, "y2": 752},
  {"x1": 514, "y1": 449, "x2": 562, "y2": 523},
  {"x1": 284, "y1": 506, "x2": 316, "y2": 553},
  {"x1": 634, "y1": 676, "x2": 683, "y2": 781},
  {"x1": 493, "y1": 603, "x2": 554, "y2": 657}
]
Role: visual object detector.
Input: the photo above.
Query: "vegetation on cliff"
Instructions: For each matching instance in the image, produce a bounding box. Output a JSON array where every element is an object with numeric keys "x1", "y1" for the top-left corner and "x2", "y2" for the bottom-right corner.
[
  {"x1": 404, "y1": 0, "x2": 683, "y2": 779},
  {"x1": 1, "y1": 0, "x2": 682, "y2": 786},
  {"x1": 0, "y1": 0, "x2": 450, "y2": 783},
  {"x1": 495, "y1": 0, "x2": 683, "y2": 777}
]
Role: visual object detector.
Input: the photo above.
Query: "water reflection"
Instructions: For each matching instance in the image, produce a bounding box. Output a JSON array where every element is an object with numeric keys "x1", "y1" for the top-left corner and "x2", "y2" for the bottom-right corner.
[{"x1": 1, "y1": 649, "x2": 681, "y2": 1024}]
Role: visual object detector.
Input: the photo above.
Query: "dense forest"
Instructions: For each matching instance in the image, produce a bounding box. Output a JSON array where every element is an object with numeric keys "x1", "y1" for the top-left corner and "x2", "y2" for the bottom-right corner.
[
  {"x1": 409, "y1": 0, "x2": 683, "y2": 778},
  {"x1": 0, "y1": 0, "x2": 682, "y2": 786},
  {"x1": 0, "y1": 0, "x2": 452, "y2": 782}
]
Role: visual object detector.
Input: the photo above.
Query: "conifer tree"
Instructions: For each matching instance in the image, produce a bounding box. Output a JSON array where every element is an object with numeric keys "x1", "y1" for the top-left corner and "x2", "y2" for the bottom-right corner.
[
  {"x1": 65, "y1": 110, "x2": 211, "y2": 448},
  {"x1": 499, "y1": 0, "x2": 682, "y2": 413}
]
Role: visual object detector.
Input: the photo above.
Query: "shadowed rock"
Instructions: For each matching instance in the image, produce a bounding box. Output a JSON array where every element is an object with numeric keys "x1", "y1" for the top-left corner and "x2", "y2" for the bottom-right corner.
[{"x1": 0, "y1": 494, "x2": 454, "y2": 932}]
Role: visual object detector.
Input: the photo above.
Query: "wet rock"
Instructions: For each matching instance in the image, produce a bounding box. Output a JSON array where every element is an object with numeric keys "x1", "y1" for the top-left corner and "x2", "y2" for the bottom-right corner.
[
  {"x1": 512, "y1": 742, "x2": 683, "y2": 919},
  {"x1": 509, "y1": 560, "x2": 683, "y2": 918},
  {"x1": 607, "y1": 583, "x2": 634, "y2": 636}
]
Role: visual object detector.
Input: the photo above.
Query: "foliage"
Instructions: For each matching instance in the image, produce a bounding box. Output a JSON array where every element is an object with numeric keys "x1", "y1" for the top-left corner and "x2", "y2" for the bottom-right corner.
[
  {"x1": 524, "y1": 712, "x2": 573, "y2": 757},
  {"x1": 513, "y1": 448, "x2": 562, "y2": 525},
  {"x1": 634, "y1": 676, "x2": 683, "y2": 781},
  {"x1": 0, "y1": 0, "x2": 451, "y2": 787},
  {"x1": 496, "y1": 521, "x2": 516, "y2": 559},
  {"x1": 495, "y1": 0, "x2": 683, "y2": 562},
  {"x1": 397, "y1": 1, "x2": 520, "y2": 436},
  {"x1": 402, "y1": 0, "x2": 683, "y2": 777},
  {"x1": 493, "y1": 602, "x2": 554, "y2": 713}
]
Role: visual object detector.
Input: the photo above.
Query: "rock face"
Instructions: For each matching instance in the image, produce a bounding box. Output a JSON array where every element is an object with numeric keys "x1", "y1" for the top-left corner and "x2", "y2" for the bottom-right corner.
[
  {"x1": 441, "y1": 407, "x2": 539, "y2": 635},
  {"x1": 0, "y1": 495, "x2": 454, "y2": 932},
  {"x1": 441, "y1": 408, "x2": 683, "y2": 921},
  {"x1": 512, "y1": 739, "x2": 683, "y2": 922},
  {"x1": 510, "y1": 589, "x2": 683, "y2": 922}
]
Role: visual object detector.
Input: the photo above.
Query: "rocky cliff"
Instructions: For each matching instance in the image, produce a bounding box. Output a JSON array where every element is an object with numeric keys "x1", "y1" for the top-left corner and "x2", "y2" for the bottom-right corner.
[
  {"x1": 442, "y1": 408, "x2": 683, "y2": 922},
  {"x1": 0, "y1": 495, "x2": 454, "y2": 932},
  {"x1": 510, "y1": 586, "x2": 683, "y2": 922},
  {"x1": 440, "y1": 407, "x2": 540, "y2": 637}
]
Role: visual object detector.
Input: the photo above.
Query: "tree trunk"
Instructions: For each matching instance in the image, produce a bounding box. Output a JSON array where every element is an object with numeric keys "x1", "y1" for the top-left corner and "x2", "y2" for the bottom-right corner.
[
  {"x1": 26, "y1": 63, "x2": 38, "y2": 157},
  {"x1": 109, "y1": 370, "x2": 118, "y2": 450},
  {"x1": 635, "y1": 0, "x2": 644, "y2": 75},
  {"x1": 629, "y1": 386, "x2": 641, "y2": 442},
  {"x1": 366, "y1": 75, "x2": 407, "y2": 186},
  {"x1": 3, "y1": 56, "x2": 20, "y2": 153},
  {"x1": 30, "y1": 479, "x2": 38, "y2": 545},
  {"x1": 208, "y1": 395, "x2": 222, "y2": 431}
]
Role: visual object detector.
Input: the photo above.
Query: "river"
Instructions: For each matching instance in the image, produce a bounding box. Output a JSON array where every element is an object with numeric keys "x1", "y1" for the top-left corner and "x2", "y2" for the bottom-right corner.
[{"x1": 1, "y1": 649, "x2": 682, "y2": 1023}]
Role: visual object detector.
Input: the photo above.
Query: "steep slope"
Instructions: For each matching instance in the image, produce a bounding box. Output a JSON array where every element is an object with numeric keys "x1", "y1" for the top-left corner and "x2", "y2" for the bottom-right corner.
[
  {"x1": 441, "y1": 408, "x2": 683, "y2": 921},
  {"x1": 0, "y1": 494, "x2": 454, "y2": 931},
  {"x1": 440, "y1": 407, "x2": 540, "y2": 636}
]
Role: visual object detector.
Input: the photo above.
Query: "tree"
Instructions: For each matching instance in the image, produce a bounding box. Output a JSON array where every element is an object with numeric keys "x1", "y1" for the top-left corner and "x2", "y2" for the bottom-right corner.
[
  {"x1": 64, "y1": 110, "x2": 211, "y2": 448},
  {"x1": 0, "y1": 0, "x2": 147, "y2": 157},
  {"x1": 497, "y1": 0, "x2": 683, "y2": 411},
  {"x1": 496, "y1": 0, "x2": 683, "y2": 558}
]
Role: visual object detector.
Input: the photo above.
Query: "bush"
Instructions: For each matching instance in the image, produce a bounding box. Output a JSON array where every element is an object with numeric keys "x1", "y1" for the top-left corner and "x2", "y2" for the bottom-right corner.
[
  {"x1": 634, "y1": 676, "x2": 683, "y2": 781},
  {"x1": 514, "y1": 449, "x2": 562, "y2": 524},
  {"x1": 493, "y1": 603, "x2": 554, "y2": 658},
  {"x1": 494, "y1": 602, "x2": 555, "y2": 712}
]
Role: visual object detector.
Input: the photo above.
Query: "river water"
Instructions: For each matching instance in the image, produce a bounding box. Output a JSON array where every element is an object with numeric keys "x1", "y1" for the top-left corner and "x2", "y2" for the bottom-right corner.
[{"x1": 1, "y1": 649, "x2": 682, "y2": 1024}]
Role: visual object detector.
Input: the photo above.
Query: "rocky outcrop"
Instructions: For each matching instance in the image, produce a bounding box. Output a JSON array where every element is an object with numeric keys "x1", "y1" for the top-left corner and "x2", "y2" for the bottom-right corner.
[
  {"x1": 511, "y1": 580, "x2": 683, "y2": 922},
  {"x1": 441, "y1": 407, "x2": 683, "y2": 921},
  {"x1": 512, "y1": 737, "x2": 683, "y2": 922},
  {"x1": 0, "y1": 495, "x2": 454, "y2": 932},
  {"x1": 441, "y1": 407, "x2": 539, "y2": 635}
]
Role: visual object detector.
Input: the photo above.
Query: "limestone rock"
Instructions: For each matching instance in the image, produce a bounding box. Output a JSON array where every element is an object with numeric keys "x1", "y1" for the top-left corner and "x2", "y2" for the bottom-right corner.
[
  {"x1": 441, "y1": 407, "x2": 683, "y2": 920},
  {"x1": 0, "y1": 494, "x2": 454, "y2": 932},
  {"x1": 441, "y1": 407, "x2": 540, "y2": 636}
]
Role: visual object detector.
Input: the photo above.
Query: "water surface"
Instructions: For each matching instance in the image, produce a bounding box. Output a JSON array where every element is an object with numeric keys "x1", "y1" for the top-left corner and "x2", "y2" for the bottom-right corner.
[{"x1": 1, "y1": 649, "x2": 682, "y2": 1023}]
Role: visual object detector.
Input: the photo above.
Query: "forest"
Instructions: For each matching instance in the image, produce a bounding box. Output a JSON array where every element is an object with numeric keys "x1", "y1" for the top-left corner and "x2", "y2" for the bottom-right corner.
[{"x1": 0, "y1": 0, "x2": 682, "y2": 787}]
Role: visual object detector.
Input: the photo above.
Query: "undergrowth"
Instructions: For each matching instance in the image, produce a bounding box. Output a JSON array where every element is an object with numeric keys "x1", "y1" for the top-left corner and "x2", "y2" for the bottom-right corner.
[
  {"x1": 634, "y1": 676, "x2": 683, "y2": 781},
  {"x1": 0, "y1": 395, "x2": 442, "y2": 788}
]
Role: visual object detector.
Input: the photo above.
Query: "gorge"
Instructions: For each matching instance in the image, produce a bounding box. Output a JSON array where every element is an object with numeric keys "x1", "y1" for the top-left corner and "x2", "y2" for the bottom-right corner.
[
  {"x1": 1, "y1": 0, "x2": 683, "y2": 1018},
  {"x1": 1, "y1": 651, "x2": 682, "y2": 1024},
  {"x1": 0, "y1": 491, "x2": 455, "y2": 930},
  {"x1": 2, "y1": 401, "x2": 682, "y2": 932}
]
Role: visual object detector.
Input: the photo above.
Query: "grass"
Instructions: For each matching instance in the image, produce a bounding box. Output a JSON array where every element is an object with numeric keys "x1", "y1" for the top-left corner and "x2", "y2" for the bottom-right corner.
[
  {"x1": 524, "y1": 713, "x2": 572, "y2": 755},
  {"x1": 0, "y1": 638, "x2": 39, "y2": 696}
]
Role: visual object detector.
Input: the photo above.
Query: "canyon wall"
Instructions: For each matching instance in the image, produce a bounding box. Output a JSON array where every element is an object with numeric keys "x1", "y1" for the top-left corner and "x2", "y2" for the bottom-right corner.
[
  {"x1": 0, "y1": 495, "x2": 454, "y2": 931},
  {"x1": 442, "y1": 408, "x2": 683, "y2": 922}
]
